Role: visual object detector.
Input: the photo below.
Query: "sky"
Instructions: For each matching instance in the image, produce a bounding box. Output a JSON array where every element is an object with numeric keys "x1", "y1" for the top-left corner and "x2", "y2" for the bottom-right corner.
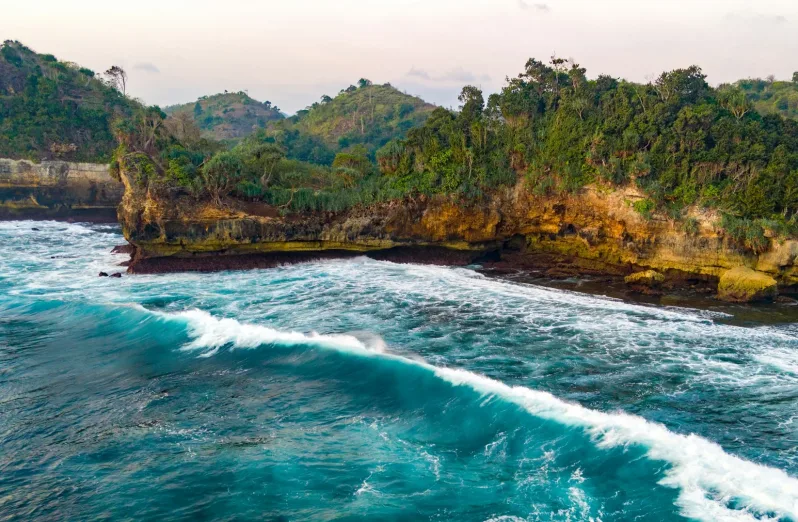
[{"x1": 3, "y1": 0, "x2": 797, "y2": 114}]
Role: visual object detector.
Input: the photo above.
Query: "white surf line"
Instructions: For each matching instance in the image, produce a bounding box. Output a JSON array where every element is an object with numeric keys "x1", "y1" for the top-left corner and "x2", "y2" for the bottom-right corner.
[{"x1": 166, "y1": 308, "x2": 798, "y2": 522}]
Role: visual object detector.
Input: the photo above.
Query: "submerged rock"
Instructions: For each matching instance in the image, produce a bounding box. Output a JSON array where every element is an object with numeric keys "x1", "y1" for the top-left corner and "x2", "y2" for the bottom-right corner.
[
  {"x1": 110, "y1": 272, "x2": 122, "y2": 278},
  {"x1": 624, "y1": 270, "x2": 665, "y2": 287},
  {"x1": 717, "y1": 266, "x2": 777, "y2": 303},
  {"x1": 98, "y1": 272, "x2": 109, "y2": 277}
]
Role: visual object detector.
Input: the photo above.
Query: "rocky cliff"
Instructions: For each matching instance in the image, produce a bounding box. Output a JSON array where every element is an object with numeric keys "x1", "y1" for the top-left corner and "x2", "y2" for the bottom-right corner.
[
  {"x1": 118, "y1": 169, "x2": 798, "y2": 300},
  {"x1": 0, "y1": 158, "x2": 123, "y2": 221}
]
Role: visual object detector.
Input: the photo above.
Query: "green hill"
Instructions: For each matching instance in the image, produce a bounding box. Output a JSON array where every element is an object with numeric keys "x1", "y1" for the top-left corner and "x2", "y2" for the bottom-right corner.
[
  {"x1": 164, "y1": 92, "x2": 284, "y2": 142},
  {"x1": 737, "y1": 76, "x2": 798, "y2": 120},
  {"x1": 266, "y1": 81, "x2": 435, "y2": 164},
  {"x1": 0, "y1": 40, "x2": 140, "y2": 162}
]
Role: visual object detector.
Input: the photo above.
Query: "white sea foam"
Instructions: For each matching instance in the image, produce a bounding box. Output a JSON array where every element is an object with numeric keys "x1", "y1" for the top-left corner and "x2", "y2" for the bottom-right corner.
[
  {"x1": 5, "y1": 223, "x2": 798, "y2": 520},
  {"x1": 168, "y1": 309, "x2": 377, "y2": 357},
  {"x1": 167, "y1": 308, "x2": 798, "y2": 522},
  {"x1": 438, "y1": 367, "x2": 798, "y2": 522}
]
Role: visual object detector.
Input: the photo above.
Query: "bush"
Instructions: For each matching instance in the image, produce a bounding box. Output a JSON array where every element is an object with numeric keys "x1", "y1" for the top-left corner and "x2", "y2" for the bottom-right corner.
[
  {"x1": 681, "y1": 217, "x2": 700, "y2": 235},
  {"x1": 720, "y1": 214, "x2": 769, "y2": 253},
  {"x1": 633, "y1": 199, "x2": 656, "y2": 219}
]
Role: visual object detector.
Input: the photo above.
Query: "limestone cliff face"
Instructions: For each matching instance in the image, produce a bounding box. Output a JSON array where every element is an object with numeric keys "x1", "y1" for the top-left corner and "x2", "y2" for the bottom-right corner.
[
  {"x1": 117, "y1": 169, "x2": 798, "y2": 290},
  {"x1": 0, "y1": 158, "x2": 122, "y2": 221}
]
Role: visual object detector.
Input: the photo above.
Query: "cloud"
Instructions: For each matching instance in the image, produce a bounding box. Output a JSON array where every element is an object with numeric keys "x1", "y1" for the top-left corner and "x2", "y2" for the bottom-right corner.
[
  {"x1": 518, "y1": 0, "x2": 550, "y2": 13},
  {"x1": 407, "y1": 66, "x2": 431, "y2": 80},
  {"x1": 439, "y1": 67, "x2": 491, "y2": 83},
  {"x1": 406, "y1": 66, "x2": 490, "y2": 84},
  {"x1": 724, "y1": 11, "x2": 787, "y2": 24},
  {"x1": 133, "y1": 62, "x2": 160, "y2": 73}
]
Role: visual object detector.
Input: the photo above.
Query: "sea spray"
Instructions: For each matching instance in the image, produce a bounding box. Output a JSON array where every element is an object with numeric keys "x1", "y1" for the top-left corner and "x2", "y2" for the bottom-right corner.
[{"x1": 170, "y1": 308, "x2": 798, "y2": 522}]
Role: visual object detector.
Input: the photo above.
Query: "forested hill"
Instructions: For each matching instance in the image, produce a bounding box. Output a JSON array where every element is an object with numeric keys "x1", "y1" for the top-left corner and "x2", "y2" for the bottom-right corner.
[
  {"x1": 264, "y1": 81, "x2": 435, "y2": 164},
  {"x1": 164, "y1": 92, "x2": 284, "y2": 142},
  {"x1": 0, "y1": 40, "x2": 139, "y2": 162},
  {"x1": 737, "y1": 76, "x2": 798, "y2": 120}
]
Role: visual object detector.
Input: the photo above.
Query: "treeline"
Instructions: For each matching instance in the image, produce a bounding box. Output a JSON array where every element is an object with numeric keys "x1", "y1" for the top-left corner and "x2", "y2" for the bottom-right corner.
[
  {"x1": 118, "y1": 58, "x2": 798, "y2": 246},
  {"x1": 111, "y1": 107, "x2": 399, "y2": 213},
  {"x1": 375, "y1": 59, "x2": 798, "y2": 247}
]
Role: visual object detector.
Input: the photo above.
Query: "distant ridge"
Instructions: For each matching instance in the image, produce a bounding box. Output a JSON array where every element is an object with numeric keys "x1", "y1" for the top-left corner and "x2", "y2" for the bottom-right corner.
[
  {"x1": 264, "y1": 81, "x2": 436, "y2": 164},
  {"x1": 164, "y1": 91, "x2": 284, "y2": 142}
]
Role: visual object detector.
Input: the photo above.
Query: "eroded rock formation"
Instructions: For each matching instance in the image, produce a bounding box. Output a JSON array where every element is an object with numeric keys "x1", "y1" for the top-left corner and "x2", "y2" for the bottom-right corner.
[
  {"x1": 0, "y1": 158, "x2": 122, "y2": 221},
  {"x1": 117, "y1": 169, "x2": 798, "y2": 302}
]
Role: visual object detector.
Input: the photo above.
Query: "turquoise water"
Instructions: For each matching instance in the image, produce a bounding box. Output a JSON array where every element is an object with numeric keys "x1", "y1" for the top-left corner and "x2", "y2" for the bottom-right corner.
[{"x1": 1, "y1": 221, "x2": 798, "y2": 521}]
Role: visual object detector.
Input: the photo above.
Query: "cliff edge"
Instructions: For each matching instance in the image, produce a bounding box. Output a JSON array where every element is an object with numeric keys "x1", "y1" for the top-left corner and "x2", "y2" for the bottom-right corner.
[
  {"x1": 0, "y1": 158, "x2": 122, "y2": 221},
  {"x1": 118, "y1": 170, "x2": 798, "y2": 301}
]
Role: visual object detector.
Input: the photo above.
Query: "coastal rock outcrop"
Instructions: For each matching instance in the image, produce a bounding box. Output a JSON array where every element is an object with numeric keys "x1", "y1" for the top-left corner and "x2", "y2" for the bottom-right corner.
[
  {"x1": 717, "y1": 267, "x2": 778, "y2": 303},
  {"x1": 0, "y1": 158, "x2": 121, "y2": 221},
  {"x1": 116, "y1": 169, "x2": 798, "y2": 300}
]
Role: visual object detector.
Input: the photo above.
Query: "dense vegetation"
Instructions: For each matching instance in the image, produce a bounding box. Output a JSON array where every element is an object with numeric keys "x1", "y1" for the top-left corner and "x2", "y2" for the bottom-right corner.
[
  {"x1": 110, "y1": 57, "x2": 798, "y2": 247},
  {"x1": 164, "y1": 92, "x2": 283, "y2": 143},
  {"x1": 736, "y1": 75, "x2": 798, "y2": 120},
  {"x1": 0, "y1": 41, "x2": 140, "y2": 162},
  {"x1": 264, "y1": 81, "x2": 435, "y2": 164},
  {"x1": 4, "y1": 39, "x2": 796, "y2": 248}
]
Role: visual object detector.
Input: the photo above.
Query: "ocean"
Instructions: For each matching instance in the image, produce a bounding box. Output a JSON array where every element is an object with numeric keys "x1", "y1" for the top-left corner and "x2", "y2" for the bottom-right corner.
[{"x1": 1, "y1": 221, "x2": 797, "y2": 521}]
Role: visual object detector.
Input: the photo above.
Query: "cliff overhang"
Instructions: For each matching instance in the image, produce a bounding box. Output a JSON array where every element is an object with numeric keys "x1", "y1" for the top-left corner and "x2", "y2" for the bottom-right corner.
[{"x1": 117, "y1": 170, "x2": 798, "y2": 302}]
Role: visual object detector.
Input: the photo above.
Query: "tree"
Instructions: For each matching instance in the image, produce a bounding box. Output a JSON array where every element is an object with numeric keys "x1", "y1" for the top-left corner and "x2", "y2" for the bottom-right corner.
[
  {"x1": 718, "y1": 87, "x2": 752, "y2": 121},
  {"x1": 458, "y1": 85, "x2": 485, "y2": 123},
  {"x1": 104, "y1": 65, "x2": 127, "y2": 95},
  {"x1": 358, "y1": 78, "x2": 373, "y2": 89},
  {"x1": 200, "y1": 151, "x2": 244, "y2": 206},
  {"x1": 193, "y1": 101, "x2": 203, "y2": 118},
  {"x1": 793, "y1": 72, "x2": 798, "y2": 84},
  {"x1": 240, "y1": 141, "x2": 285, "y2": 188},
  {"x1": 165, "y1": 112, "x2": 202, "y2": 147},
  {"x1": 320, "y1": 95, "x2": 333, "y2": 104},
  {"x1": 332, "y1": 146, "x2": 371, "y2": 177},
  {"x1": 653, "y1": 66, "x2": 708, "y2": 104}
]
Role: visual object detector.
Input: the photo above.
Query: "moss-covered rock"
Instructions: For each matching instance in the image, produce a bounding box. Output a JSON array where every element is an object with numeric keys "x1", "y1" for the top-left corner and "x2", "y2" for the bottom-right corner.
[
  {"x1": 717, "y1": 266, "x2": 778, "y2": 303},
  {"x1": 624, "y1": 270, "x2": 665, "y2": 287}
]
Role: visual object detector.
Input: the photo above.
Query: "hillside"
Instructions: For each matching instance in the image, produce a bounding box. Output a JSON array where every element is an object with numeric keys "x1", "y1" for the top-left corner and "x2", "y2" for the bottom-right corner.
[
  {"x1": 266, "y1": 81, "x2": 435, "y2": 164},
  {"x1": 164, "y1": 92, "x2": 283, "y2": 142},
  {"x1": 737, "y1": 77, "x2": 798, "y2": 120},
  {"x1": 0, "y1": 40, "x2": 139, "y2": 162}
]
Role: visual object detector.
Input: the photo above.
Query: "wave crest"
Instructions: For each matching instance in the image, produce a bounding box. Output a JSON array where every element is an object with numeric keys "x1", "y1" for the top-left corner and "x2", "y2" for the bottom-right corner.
[{"x1": 164, "y1": 308, "x2": 798, "y2": 522}]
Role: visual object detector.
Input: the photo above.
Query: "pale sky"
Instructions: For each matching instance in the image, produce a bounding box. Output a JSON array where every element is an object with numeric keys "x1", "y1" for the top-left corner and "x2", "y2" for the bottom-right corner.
[{"x1": 3, "y1": 0, "x2": 797, "y2": 113}]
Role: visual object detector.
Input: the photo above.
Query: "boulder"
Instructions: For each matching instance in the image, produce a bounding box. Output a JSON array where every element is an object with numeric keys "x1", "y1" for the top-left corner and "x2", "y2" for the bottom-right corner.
[
  {"x1": 98, "y1": 272, "x2": 109, "y2": 277},
  {"x1": 111, "y1": 244, "x2": 135, "y2": 255},
  {"x1": 717, "y1": 266, "x2": 777, "y2": 303},
  {"x1": 110, "y1": 272, "x2": 122, "y2": 278},
  {"x1": 624, "y1": 270, "x2": 665, "y2": 287}
]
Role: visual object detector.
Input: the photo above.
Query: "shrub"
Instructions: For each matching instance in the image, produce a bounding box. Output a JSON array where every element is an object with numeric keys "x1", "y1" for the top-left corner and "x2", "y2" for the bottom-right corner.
[
  {"x1": 633, "y1": 199, "x2": 656, "y2": 219},
  {"x1": 681, "y1": 217, "x2": 700, "y2": 235}
]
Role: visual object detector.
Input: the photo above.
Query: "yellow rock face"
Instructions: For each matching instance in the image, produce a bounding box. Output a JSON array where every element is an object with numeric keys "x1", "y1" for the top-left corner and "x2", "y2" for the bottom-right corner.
[
  {"x1": 717, "y1": 266, "x2": 778, "y2": 303},
  {"x1": 117, "y1": 169, "x2": 798, "y2": 291},
  {"x1": 624, "y1": 270, "x2": 665, "y2": 287}
]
